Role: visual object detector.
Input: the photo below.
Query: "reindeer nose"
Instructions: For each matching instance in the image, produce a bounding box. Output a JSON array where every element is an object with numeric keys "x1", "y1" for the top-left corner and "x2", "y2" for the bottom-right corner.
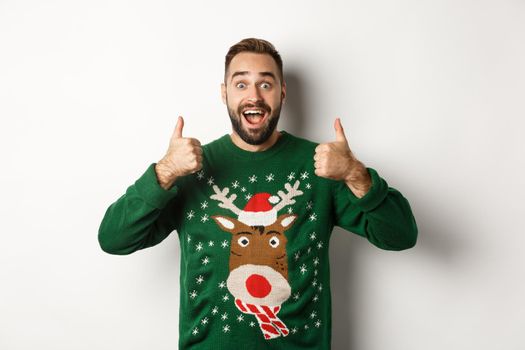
[{"x1": 245, "y1": 274, "x2": 272, "y2": 298}]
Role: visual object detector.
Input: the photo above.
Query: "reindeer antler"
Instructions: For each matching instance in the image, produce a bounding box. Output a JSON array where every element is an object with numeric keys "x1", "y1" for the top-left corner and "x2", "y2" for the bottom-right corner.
[
  {"x1": 210, "y1": 185, "x2": 242, "y2": 215},
  {"x1": 273, "y1": 180, "x2": 303, "y2": 213}
]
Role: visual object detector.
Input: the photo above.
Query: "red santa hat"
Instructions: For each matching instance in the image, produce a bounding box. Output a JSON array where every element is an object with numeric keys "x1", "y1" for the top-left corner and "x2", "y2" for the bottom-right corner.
[{"x1": 238, "y1": 193, "x2": 280, "y2": 226}]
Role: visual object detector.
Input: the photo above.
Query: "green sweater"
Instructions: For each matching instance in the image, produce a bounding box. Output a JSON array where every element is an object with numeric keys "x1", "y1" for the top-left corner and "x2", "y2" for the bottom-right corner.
[{"x1": 98, "y1": 130, "x2": 417, "y2": 350}]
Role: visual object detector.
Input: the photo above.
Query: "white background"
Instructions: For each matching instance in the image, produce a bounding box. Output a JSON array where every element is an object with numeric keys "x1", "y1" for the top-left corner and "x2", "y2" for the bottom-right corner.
[{"x1": 1, "y1": 0, "x2": 524, "y2": 349}]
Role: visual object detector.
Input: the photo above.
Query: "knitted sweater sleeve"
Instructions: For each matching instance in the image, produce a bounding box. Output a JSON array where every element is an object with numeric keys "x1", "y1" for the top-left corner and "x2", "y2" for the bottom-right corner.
[
  {"x1": 98, "y1": 164, "x2": 185, "y2": 255},
  {"x1": 331, "y1": 168, "x2": 418, "y2": 251}
]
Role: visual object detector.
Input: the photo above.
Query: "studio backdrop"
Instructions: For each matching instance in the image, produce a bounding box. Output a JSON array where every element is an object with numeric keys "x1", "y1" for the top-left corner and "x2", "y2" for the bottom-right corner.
[{"x1": 1, "y1": 0, "x2": 524, "y2": 349}]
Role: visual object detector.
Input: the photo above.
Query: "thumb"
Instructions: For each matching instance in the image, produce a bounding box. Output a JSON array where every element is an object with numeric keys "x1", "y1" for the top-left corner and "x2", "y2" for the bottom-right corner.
[
  {"x1": 173, "y1": 116, "x2": 184, "y2": 139},
  {"x1": 334, "y1": 117, "x2": 347, "y2": 142}
]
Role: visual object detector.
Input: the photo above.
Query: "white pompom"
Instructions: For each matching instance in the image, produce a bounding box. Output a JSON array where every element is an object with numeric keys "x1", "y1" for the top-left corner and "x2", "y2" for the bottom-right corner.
[{"x1": 269, "y1": 195, "x2": 280, "y2": 204}]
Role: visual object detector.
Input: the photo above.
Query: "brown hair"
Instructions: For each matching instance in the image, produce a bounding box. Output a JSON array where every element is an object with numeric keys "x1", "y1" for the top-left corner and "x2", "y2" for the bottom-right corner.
[{"x1": 224, "y1": 38, "x2": 284, "y2": 84}]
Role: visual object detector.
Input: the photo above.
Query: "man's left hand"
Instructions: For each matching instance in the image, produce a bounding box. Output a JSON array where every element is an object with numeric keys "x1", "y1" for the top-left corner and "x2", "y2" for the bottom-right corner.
[{"x1": 314, "y1": 118, "x2": 372, "y2": 198}]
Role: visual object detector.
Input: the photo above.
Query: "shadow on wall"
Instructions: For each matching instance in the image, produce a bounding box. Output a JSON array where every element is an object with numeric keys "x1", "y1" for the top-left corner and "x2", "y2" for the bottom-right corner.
[{"x1": 279, "y1": 70, "x2": 312, "y2": 138}]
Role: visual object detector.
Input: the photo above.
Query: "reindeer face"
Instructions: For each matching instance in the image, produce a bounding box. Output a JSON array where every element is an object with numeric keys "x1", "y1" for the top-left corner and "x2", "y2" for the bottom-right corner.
[{"x1": 212, "y1": 214, "x2": 296, "y2": 307}]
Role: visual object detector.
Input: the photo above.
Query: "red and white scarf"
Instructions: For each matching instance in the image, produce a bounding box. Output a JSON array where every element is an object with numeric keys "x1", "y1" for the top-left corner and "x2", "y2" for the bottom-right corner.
[{"x1": 235, "y1": 299, "x2": 289, "y2": 339}]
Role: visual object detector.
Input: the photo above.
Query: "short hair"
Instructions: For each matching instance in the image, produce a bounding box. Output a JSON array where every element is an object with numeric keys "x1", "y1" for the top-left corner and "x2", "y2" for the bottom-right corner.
[{"x1": 224, "y1": 38, "x2": 284, "y2": 84}]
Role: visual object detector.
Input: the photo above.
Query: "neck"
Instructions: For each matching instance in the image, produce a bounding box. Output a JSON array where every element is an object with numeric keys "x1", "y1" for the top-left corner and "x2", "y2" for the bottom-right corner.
[{"x1": 230, "y1": 130, "x2": 281, "y2": 152}]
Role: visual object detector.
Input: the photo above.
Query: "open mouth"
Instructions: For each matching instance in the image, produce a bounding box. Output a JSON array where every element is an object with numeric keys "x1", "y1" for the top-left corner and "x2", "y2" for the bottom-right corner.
[{"x1": 242, "y1": 108, "x2": 269, "y2": 128}]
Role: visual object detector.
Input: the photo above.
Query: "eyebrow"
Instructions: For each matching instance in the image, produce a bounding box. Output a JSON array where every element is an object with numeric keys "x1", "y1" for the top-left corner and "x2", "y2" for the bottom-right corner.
[{"x1": 230, "y1": 71, "x2": 276, "y2": 82}]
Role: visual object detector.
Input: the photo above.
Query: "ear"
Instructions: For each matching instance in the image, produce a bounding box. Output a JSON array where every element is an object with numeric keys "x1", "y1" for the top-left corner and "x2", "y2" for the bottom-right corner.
[
  {"x1": 212, "y1": 215, "x2": 236, "y2": 233},
  {"x1": 276, "y1": 213, "x2": 297, "y2": 230},
  {"x1": 281, "y1": 81, "x2": 286, "y2": 104},
  {"x1": 221, "y1": 83, "x2": 226, "y2": 104}
]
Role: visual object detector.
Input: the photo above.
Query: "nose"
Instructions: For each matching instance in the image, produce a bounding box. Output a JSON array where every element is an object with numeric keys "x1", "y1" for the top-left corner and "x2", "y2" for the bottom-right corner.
[
  {"x1": 245, "y1": 274, "x2": 272, "y2": 298},
  {"x1": 246, "y1": 85, "x2": 262, "y2": 102}
]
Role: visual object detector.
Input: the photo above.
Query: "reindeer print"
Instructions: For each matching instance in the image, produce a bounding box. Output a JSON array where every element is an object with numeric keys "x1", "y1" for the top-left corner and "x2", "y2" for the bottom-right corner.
[{"x1": 210, "y1": 180, "x2": 303, "y2": 340}]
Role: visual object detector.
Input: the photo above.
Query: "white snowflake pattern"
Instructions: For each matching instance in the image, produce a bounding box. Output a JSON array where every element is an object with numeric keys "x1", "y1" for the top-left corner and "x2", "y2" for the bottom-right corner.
[
  {"x1": 293, "y1": 292, "x2": 300, "y2": 301},
  {"x1": 218, "y1": 281, "x2": 226, "y2": 289},
  {"x1": 315, "y1": 319, "x2": 322, "y2": 328},
  {"x1": 240, "y1": 187, "x2": 247, "y2": 192},
  {"x1": 248, "y1": 175, "x2": 257, "y2": 183},
  {"x1": 287, "y1": 172, "x2": 296, "y2": 181},
  {"x1": 265, "y1": 173, "x2": 275, "y2": 182},
  {"x1": 245, "y1": 193, "x2": 252, "y2": 201},
  {"x1": 207, "y1": 177, "x2": 214, "y2": 186},
  {"x1": 304, "y1": 324, "x2": 309, "y2": 330},
  {"x1": 187, "y1": 235, "x2": 192, "y2": 243},
  {"x1": 249, "y1": 321, "x2": 256, "y2": 327},
  {"x1": 221, "y1": 240, "x2": 229, "y2": 248},
  {"x1": 313, "y1": 294, "x2": 319, "y2": 302},
  {"x1": 222, "y1": 293, "x2": 230, "y2": 302},
  {"x1": 294, "y1": 251, "x2": 300, "y2": 261},
  {"x1": 196, "y1": 275, "x2": 204, "y2": 284},
  {"x1": 192, "y1": 327, "x2": 199, "y2": 335},
  {"x1": 221, "y1": 312, "x2": 228, "y2": 321},
  {"x1": 200, "y1": 214, "x2": 209, "y2": 223},
  {"x1": 201, "y1": 256, "x2": 210, "y2": 265},
  {"x1": 211, "y1": 306, "x2": 219, "y2": 315},
  {"x1": 300, "y1": 171, "x2": 309, "y2": 180},
  {"x1": 201, "y1": 317, "x2": 209, "y2": 325},
  {"x1": 186, "y1": 210, "x2": 195, "y2": 220},
  {"x1": 291, "y1": 327, "x2": 298, "y2": 334},
  {"x1": 236, "y1": 314, "x2": 244, "y2": 322},
  {"x1": 307, "y1": 247, "x2": 312, "y2": 254},
  {"x1": 189, "y1": 290, "x2": 198, "y2": 299},
  {"x1": 287, "y1": 207, "x2": 294, "y2": 214},
  {"x1": 306, "y1": 183, "x2": 312, "y2": 189},
  {"x1": 313, "y1": 257, "x2": 320, "y2": 266},
  {"x1": 208, "y1": 240, "x2": 214, "y2": 247},
  {"x1": 195, "y1": 242, "x2": 203, "y2": 252},
  {"x1": 314, "y1": 269, "x2": 318, "y2": 276},
  {"x1": 318, "y1": 284, "x2": 323, "y2": 292},
  {"x1": 309, "y1": 213, "x2": 317, "y2": 221},
  {"x1": 310, "y1": 232, "x2": 317, "y2": 240},
  {"x1": 306, "y1": 201, "x2": 313, "y2": 210},
  {"x1": 317, "y1": 241, "x2": 324, "y2": 249},
  {"x1": 196, "y1": 170, "x2": 205, "y2": 180},
  {"x1": 312, "y1": 278, "x2": 318, "y2": 287},
  {"x1": 200, "y1": 200, "x2": 208, "y2": 209},
  {"x1": 310, "y1": 311, "x2": 317, "y2": 319},
  {"x1": 300, "y1": 264, "x2": 308, "y2": 274},
  {"x1": 223, "y1": 324, "x2": 230, "y2": 333},
  {"x1": 231, "y1": 180, "x2": 240, "y2": 189}
]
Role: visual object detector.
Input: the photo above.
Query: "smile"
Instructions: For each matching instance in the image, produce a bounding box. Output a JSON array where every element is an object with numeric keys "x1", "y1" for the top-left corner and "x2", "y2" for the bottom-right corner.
[{"x1": 242, "y1": 108, "x2": 269, "y2": 128}]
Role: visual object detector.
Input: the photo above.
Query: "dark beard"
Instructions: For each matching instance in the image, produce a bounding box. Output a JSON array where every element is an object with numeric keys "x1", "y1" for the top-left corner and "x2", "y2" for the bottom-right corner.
[{"x1": 227, "y1": 99, "x2": 282, "y2": 146}]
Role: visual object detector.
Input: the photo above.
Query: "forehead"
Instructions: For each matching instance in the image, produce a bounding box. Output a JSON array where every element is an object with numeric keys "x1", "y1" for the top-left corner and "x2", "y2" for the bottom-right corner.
[{"x1": 227, "y1": 52, "x2": 279, "y2": 80}]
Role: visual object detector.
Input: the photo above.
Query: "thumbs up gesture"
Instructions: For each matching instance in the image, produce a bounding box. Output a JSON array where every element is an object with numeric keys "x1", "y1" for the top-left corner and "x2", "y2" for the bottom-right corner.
[
  {"x1": 314, "y1": 118, "x2": 371, "y2": 197},
  {"x1": 155, "y1": 116, "x2": 203, "y2": 189}
]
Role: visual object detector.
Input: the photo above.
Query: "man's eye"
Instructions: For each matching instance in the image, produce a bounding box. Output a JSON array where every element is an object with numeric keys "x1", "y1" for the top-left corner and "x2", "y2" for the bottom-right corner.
[
  {"x1": 261, "y1": 82, "x2": 271, "y2": 89},
  {"x1": 236, "y1": 82, "x2": 246, "y2": 89}
]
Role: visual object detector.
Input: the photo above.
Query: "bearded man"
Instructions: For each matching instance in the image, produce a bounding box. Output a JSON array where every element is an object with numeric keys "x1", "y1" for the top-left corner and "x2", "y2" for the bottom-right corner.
[{"x1": 99, "y1": 37, "x2": 417, "y2": 350}]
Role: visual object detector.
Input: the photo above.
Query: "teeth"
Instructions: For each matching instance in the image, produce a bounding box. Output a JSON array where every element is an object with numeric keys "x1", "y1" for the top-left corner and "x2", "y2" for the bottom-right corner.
[{"x1": 243, "y1": 110, "x2": 263, "y2": 115}]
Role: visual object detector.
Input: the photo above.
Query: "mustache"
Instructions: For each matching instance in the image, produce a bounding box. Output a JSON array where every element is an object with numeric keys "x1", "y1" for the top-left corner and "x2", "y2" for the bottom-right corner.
[{"x1": 237, "y1": 101, "x2": 271, "y2": 115}]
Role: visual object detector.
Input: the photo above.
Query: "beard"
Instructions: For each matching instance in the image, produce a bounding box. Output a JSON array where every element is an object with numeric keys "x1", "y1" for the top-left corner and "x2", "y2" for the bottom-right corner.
[{"x1": 227, "y1": 98, "x2": 282, "y2": 146}]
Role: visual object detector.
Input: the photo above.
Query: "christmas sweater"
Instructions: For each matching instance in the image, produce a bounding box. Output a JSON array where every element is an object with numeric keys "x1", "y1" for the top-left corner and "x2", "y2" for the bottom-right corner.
[{"x1": 98, "y1": 130, "x2": 418, "y2": 350}]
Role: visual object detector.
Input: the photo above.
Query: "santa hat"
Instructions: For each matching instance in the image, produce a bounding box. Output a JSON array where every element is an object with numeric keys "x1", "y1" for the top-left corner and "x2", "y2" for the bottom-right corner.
[{"x1": 238, "y1": 193, "x2": 280, "y2": 226}]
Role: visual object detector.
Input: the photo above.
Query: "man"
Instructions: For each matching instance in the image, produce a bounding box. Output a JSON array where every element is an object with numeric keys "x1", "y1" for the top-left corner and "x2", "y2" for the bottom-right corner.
[{"x1": 98, "y1": 38, "x2": 417, "y2": 349}]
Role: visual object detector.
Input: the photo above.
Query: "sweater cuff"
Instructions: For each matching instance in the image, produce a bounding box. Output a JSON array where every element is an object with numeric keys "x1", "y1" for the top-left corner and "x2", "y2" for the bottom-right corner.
[
  {"x1": 134, "y1": 163, "x2": 179, "y2": 209},
  {"x1": 345, "y1": 167, "x2": 389, "y2": 212}
]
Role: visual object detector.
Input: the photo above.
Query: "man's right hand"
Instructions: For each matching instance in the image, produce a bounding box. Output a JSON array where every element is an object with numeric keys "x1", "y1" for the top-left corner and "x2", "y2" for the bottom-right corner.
[{"x1": 155, "y1": 116, "x2": 203, "y2": 190}]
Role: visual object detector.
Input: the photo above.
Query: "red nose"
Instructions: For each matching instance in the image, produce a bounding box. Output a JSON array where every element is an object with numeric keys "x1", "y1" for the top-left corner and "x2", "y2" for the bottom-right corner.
[{"x1": 245, "y1": 274, "x2": 272, "y2": 298}]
